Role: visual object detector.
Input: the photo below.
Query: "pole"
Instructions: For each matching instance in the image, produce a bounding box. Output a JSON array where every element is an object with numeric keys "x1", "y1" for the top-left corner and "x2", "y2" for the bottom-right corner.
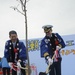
[{"x1": 24, "y1": 0, "x2": 30, "y2": 75}]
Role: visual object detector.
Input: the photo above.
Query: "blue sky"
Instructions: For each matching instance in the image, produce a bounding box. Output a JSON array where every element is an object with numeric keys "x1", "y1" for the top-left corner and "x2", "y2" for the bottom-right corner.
[{"x1": 0, "y1": 0, "x2": 75, "y2": 57}]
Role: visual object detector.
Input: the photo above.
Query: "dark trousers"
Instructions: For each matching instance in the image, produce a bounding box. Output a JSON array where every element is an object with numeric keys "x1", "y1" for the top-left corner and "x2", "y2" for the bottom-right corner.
[
  {"x1": 20, "y1": 61, "x2": 26, "y2": 75},
  {"x1": 49, "y1": 60, "x2": 61, "y2": 75},
  {"x1": 12, "y1": 69, "x2": 26, "y2": 75},
  {"x1": 21, "y1": 69, "x2": 26, "y2": 75},
  {"x1": 12, "y1": 61, "x2": 26, "y2": 75},
  {"x1": 2, "y1": 67, "x2": 10, "y2": 75},
  {"x1": 12, "y1": 69, "x2": 17, "y2": 75}
]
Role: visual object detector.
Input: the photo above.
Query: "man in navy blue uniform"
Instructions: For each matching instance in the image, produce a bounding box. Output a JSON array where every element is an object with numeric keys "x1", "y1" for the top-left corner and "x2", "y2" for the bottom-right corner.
[
  {"x1": 4, "y1": 30, "x2": 27, "y2": 75},
  {"x1": 40, "y1": 25, "x2": 66, "y2": 75}
]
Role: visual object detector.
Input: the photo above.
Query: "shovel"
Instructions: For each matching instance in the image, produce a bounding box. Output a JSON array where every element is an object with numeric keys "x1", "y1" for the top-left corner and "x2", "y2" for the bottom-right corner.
[{"x1": 39, "y1": 54, "x2": 55, "y2": 75}]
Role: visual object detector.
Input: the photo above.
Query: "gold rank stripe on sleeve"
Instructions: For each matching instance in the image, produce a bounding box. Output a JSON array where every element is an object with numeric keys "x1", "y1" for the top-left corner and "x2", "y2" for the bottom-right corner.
[
  {"x1": 58, "y1": 44, "x2": 62, "y2": 48},
  {"x1": 44, "y1": 52, "x2": 49, "y2": 57}
]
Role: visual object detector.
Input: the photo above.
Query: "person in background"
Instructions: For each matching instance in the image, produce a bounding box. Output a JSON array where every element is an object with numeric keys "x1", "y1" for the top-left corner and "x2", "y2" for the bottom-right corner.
[
  {"x1": 0, "y1": 57, "x2": 2, "y2": 68},
  {"x1": 40, "y1": 25, "x2": 66, "y2": 75},
  {"x1": 4, "y1": 30, "x2": 27, "y2": 75},
  {"x1": 1, "y1": 57, "x2": 10, "y2": 75}
]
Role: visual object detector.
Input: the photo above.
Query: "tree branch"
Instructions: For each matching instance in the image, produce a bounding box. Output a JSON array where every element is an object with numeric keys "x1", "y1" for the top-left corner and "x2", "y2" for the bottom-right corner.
[{"x1": 10, "y1": 6, "x2": 25, "y2": 16}]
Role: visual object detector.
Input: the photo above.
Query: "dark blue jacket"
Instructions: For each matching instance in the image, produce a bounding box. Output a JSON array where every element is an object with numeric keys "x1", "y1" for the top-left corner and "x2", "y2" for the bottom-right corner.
[
  {"x1": 4, "y1": 40, "x2": 27, "y2": 62},
  {"x1": 0, "y1": 62, "x2": 2, "y2": 68},
  {"x1": 40, "y1": 33, "x2": 66, "y2": 58}
]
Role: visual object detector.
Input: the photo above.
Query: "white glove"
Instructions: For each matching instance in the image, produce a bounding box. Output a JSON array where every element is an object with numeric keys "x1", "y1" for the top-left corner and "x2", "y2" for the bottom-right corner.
[
  {"x1": 17, "y1": 61, "x2": 21, "y2": 75},
  {"x1": 18, "y1": 59, "x2": 21, "y2": 62},
  {"x1": 47, "y1": 56, "x2": 53, "y2": 65},
  {"x1": 17, "y1": 61, "x2": 21, "y2": 68},
  {"x1": 56, "y1": 46, "x2": 61, "y2": 50},
  {"x1": 8, "y1": 62, "x2": 13, "y2": 69}
]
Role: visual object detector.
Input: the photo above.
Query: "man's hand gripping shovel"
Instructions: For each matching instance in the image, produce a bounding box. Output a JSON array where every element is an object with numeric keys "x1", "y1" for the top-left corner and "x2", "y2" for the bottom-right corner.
[{"x1": 39, "y1": 54, "x2": 56, "y2": 75}]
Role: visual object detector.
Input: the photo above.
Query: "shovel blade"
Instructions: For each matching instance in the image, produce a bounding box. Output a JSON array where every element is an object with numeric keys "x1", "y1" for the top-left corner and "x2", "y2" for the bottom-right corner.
[{"x1": 39, "y1": 72, "x2": 47, "y2": 75}]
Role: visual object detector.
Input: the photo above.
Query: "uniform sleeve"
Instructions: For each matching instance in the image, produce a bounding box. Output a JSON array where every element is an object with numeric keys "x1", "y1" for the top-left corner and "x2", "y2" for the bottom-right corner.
[
  {"x1": 56, "y1": 33, "x2": 66, "y2": 48},
  {"x1": 19, "y1": 42, "x2": 27, "y2": 61},
  {"x1": 4, "y1": 41, "x2": 9, "y2": 59},
  {"x1": 40, "y1": 39, "x2": 49, "y2": 57}
]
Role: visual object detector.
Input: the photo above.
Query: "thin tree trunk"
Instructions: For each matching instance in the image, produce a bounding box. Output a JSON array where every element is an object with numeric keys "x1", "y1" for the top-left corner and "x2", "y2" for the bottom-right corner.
[{"x1": 24, "y1": 0, "x2": 30, "y2": 75}]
